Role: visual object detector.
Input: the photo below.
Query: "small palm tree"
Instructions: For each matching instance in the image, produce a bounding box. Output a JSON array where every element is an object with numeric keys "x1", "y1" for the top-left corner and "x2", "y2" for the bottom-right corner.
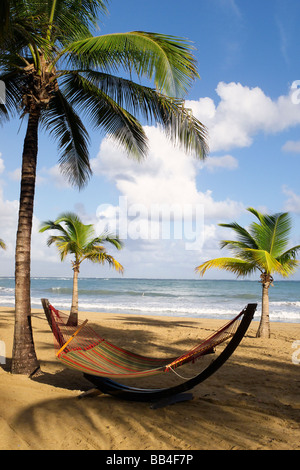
[
  {"x1": 196, "y1": 208, "x2": 300, "y2": 338},
  {"x1": 40, "y1": 212, "x2": 124, "y2": 326},
  {"x1": 0, "y1": 239, "x2": 6, "y2": 250}
]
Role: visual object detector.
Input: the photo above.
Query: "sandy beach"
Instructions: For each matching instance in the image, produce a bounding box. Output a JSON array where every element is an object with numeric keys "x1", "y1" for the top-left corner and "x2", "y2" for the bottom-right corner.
[{"x1": 0, "y1": 305, "x2": 299, "y2": 450}]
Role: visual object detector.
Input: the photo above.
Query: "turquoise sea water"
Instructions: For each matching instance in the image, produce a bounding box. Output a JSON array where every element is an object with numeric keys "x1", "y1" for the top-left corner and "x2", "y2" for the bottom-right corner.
[{"x1": 0, "y1": 277, "x2": 299, "y2": 323}]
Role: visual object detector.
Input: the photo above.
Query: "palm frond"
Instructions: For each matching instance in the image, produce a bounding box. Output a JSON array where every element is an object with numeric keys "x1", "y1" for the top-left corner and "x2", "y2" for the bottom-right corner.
[
  {"x1": 247, "y1": 208, "x2": 291, "y2": 256},
  {"x1": 87, "y1": 234, "x2": 124, "y2": 251},
  {"x1": 45, "y1": 235, "x2": 70, "y2": 260},
  {"x1": 265, "y1": 212, "x2": 291, "y2": 257},
  {"x1": 51, "y1": 0, "x2": 108, "y2": 33},
  {"x1": 62, "y1": 31, "x2": 199, "y2": 97},
  {"x1": 219, "y1": 221, "x2": 259, "y2": 250},
  {"x1": 0, "y1": 1, "x2": 49, "y2": 51},
  {"x1": 0, "y1": 0, "x2": 10, "y2": 43},
  {"x1": 195, "y1": 257, "x2": 258, "y2": 278},
  {"x1": 39, "y1": 220, "x2": 69, "y2": 238},
  {"x1": 61, "y1": 72, "x2": 148, "y2": 159},
  {"x1": 0, "y1": 69, "x2": 25, "y2": 121},
  {"x1": 161, "y1": 102, "x2": 208, "y2": 158},
  {"x1": 54, "y1": 212, "x2": 93, "y2": 244},
  {"x1": 276, "y1": 245, "x2": 300, "y2": 266},
  {"x1": 60, "y1": 71, "x2": 208, "y2": 159},
  {"x1": 40, "y1": 89, "x2": 91, "y2": 189},
  {"x1": 243, "y1": 248, "x2": 286, "y2": 275},
  {"x1": 86, "y1": 251, "x2": 124, "y2": 273}
]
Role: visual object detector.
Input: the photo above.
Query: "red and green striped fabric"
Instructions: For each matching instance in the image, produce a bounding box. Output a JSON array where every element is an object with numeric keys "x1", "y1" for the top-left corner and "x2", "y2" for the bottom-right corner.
[{"x1": 48, "y1": 305, "x2": 243, "y2": 379}]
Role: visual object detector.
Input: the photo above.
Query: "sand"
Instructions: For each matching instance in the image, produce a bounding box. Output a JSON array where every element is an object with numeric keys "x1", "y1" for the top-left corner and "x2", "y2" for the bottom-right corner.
[{"x1": 0, "y1": 306, "x2": 299, "y2": 450}]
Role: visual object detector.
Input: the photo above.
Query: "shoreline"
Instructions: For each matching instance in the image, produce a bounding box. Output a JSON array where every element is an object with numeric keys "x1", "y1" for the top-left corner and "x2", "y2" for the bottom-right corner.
[
  {"x1": 1, "y1": 277, "x2": 299, "y2": 324},
  {"x1": 0, "y1": 307, "x2": 299, "y2": 450},
  {"x1": 0, "y1": 303, "x2": 299, "y2": 324}
]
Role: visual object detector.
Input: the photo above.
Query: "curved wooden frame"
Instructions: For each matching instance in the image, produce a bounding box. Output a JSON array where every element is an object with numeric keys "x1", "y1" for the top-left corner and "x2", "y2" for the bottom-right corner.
[{"x1": 82, "y1": 303, "x2": 257, "y2": 402}]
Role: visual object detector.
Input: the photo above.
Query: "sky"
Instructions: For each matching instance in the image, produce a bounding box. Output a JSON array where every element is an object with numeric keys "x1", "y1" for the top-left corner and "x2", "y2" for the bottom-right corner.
[{"x1": 1, "y1": 0, "x2": 300, "y2": 280}]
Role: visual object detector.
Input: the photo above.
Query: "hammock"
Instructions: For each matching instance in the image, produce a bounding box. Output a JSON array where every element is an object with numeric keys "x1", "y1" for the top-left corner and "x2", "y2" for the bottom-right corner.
[{"x1": 41, "y1": 299, "x2": 256, "y2": 403}]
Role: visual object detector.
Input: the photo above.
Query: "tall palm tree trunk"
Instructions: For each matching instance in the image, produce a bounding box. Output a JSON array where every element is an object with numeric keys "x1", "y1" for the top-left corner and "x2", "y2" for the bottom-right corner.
[
  {"x1": 256, "y1": 274, "x2": 272, "y2": 339},
  {"x1": 12, "y1": 111, "x2": 40, "y2": 375},
  {"x1": 68, "y1": 263, "x2": 79, "y2": 326}
]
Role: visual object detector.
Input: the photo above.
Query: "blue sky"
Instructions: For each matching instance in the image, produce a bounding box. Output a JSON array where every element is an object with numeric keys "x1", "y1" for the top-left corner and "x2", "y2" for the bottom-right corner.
[{"x1": 1, "y1": 0, "x2": 300, "y2": 279}]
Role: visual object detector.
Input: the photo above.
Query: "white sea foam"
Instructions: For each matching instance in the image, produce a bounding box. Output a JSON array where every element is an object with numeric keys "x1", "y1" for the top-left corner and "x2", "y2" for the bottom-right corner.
[{"x1": 0, "y1": 277, "x2": 299, "y2": 323}]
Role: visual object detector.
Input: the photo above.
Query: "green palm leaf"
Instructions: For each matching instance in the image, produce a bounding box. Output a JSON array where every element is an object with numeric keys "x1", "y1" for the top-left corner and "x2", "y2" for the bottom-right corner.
[
  {"x1": 219, "y1": 221, "x2": 259, "y2": 250},
  {"x1": 61, "y1": 72, "x2": 148, "y2": 159},
  {"x1": 62, "y1": 31, "x2": 199, "y2": 96},
  {"x1": 196, "y1": 257, "x2": 258, "y2": 278},
  {"x1": 247, "y1": 208, "x2": 291, "y2": 256},
  {"x1": 242, "y1": 248, "x2": 286, "y2": 275},
  {"x1": 40, "y1": 90, "x2": 91, "y2": 188}
]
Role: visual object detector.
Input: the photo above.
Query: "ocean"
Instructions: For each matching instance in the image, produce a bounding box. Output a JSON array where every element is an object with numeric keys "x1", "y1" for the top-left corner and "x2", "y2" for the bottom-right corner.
[{"x1": 0, "y1": 277, "x2": 299, "y2": 323}]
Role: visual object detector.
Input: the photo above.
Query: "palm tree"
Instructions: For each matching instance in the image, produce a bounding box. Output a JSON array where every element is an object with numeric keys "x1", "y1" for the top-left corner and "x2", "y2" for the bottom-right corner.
[
  {"x1": 40, "y1": 212, "x2": 123, "y2": 326},
  {"x1": 0, "y1": 239, "x2": 6, "y2": 250},
  {"x1": 0, "y1": 1, "x2": 208, "y2": 375},
  {"x1": 196, "y1": 208, "x2": 300, "y2": 338}
]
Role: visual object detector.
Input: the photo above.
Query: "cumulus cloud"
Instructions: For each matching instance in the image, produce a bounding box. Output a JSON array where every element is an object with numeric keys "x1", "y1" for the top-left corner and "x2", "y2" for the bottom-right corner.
[
  {"x1": 187, "y1": 82, "x2": 300, "y2": 152},
  {"x1": 0, "y1": 186, "x2": 18, "y2": 247},
  {"x1": 91, "y1": 126, "x2": 244, "y2": 220},
  {"x1": 90, "y1": 125, "x2": 244, "y2": 266},
  {"x1": 282, "y1": 140, "x2": 300, "y2": 153},
  {"x1": 0, "y1": 165, "x2": 57, "y2": 275},
  {"x1": 283, "y1": 187, "x2": 300, "y2": 214},
  {"x1": 201, "y1": 154, "x2": 238, "y2": 172},
  {"x1": 0, "y1": 155, "x2": 4, "y2": 174}
]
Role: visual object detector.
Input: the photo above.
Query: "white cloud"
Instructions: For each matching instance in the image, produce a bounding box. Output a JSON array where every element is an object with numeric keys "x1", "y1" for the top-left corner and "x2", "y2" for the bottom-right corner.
[
  {"x1": 0, "y1": 177, "x2": 58, "y2": 275},
  {"x1": 283, "y1": 187, "x2": 300, "y2": 214},
  {"x1": 0, "y1": 186, "x2": 19, "y2": 272},
  {"x1": 187, "y1": 82, "x2": 300, "y2": 153},
  {"x1": 39, "y1": 164, "x2": 71, "y2": 189},
  {"x1": 9, "y1": 167, "x2": 21, "y2": 181},
  {"x1": 282, "y1": 140, "x2": 300, "y2": 153},
  {"x1": 0, "y1": 155, "x2": 4, "y2": 174},
  {"x1": 90, "y1": 126, "x2": 244, "y2": 268},
  {"x1": 201, "y1": 154, "x2": 238, "y2": 172},
  {"x1": 91, "y1": 126, "x2": 244, "y2": 221}
]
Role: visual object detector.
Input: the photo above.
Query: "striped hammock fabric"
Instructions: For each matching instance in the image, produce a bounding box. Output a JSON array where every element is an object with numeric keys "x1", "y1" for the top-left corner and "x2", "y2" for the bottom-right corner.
[{"x1": 45, "y1": 303, "x2": 245, "y2": 379}]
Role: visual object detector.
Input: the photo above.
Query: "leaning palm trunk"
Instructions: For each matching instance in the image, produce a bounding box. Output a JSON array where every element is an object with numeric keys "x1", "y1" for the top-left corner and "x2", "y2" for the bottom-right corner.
[
  {"x1": 3, "y1": 1, "x2": 209, "y2": 377},
  {"x1": 12, "y1": 112, "x2": 40, "y2": 375},
  {"x1": 68, "y1": 263, "x2": 80, "y2": 326},
  {"x1": 256, "y1": 274, "x2": 272, "y2": 338}
]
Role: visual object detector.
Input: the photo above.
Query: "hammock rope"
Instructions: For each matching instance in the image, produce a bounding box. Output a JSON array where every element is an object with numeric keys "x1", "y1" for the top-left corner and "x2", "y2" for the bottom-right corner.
[{"x1": 44, "y1": 302, "x2": 246, "y2": 379}]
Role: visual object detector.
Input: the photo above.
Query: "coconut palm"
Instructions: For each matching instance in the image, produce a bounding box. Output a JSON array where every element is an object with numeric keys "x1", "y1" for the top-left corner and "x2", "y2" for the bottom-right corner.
[
  {"x1": 0, "y1": 0, "x2": 208, "y2": 375},
  {"x1": 40, "y1": 212, "x2": 123, "y2": 326},
  {"x1": 196, "y1": 208, "x2": 300, "y2": 338},
  {"x1": 0, "y1": 239, "x2": 6, "y2": 250}
]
